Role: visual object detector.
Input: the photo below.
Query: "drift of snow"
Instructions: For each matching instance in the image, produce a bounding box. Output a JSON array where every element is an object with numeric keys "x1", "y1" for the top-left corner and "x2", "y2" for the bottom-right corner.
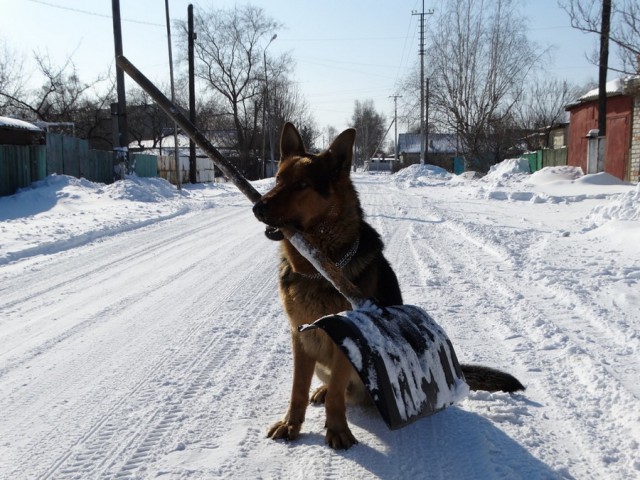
[{"x1": 0, "y1": 162, "x2": 639, "y2": 479}]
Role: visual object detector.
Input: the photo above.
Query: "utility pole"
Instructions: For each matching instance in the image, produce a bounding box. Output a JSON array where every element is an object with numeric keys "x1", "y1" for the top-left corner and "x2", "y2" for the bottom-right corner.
[
  {"x1": 597, "y1": 0, "x2": 611, "y2": 173},
  {"x1": 598, "y1": 0, "x2": 611, "y2": 138},
  {"x1": 111, "y1": 0, "x2": 129, "y2": 180},
  {"x1": 412, "y1": 1, "x2": 434, "y2": 165},
  {"x1": 165, "y1": 0, "x2": 181, "y2": 189},
  {"x1": 188, "y1": 4, "x2": 197, "y2": 183},
  {"x1": 389, "y1": 95, "x2": 402, "y2": 162}
]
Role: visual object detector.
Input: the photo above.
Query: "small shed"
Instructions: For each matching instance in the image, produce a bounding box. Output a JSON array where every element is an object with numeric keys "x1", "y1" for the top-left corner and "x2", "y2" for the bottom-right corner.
[
  {"x1": 0, "y1": 116, "x2": 44, "y2": 145},
  {"x1": 565, "y1": 77, "x2": 638, "y2": 182}
]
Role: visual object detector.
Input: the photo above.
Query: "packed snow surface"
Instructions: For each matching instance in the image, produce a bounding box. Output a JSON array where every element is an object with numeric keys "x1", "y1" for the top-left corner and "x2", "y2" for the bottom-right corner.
[{"x1": 1, "y1": 164, "x2": 639, "y2": 479}]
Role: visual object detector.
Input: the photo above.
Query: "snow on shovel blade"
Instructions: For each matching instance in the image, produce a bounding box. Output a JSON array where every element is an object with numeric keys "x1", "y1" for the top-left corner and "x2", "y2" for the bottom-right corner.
[{"x1": 300, "y1": 301, "x2": 469, "y2": 430}]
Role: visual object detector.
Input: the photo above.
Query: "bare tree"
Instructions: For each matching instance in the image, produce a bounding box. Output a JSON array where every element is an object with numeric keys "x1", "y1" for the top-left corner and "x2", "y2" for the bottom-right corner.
[
  {"x1": 179, "y1": 5, "x2": 282, "y2": 174},
  {"x1": 516, "y1": 76, "x2": 582, "y2": 150},
  {"x1": 404, "y1": 0, "x2": 543, "y2": 170},
  {"x1": 269, "y1": 63, "x2": 318, "y2": 151},
  {"x1": 0, "y1": 38, "x2": 26, "y2": 113},
  {"x1": 560, "y1": 0, "x2": 640, "y2": 75},
  {"x1": 350, "y1": 100, "x2": 387, "y2": 168},
  {"x1": 0, "y1": 50, "x2": 103, "y2": 125}
]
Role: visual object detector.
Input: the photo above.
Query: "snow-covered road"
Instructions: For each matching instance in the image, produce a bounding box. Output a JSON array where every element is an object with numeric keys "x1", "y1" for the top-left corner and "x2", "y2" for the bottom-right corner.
[{"x1": 1, "y1": 165, "x2": 638, "y2": 479}]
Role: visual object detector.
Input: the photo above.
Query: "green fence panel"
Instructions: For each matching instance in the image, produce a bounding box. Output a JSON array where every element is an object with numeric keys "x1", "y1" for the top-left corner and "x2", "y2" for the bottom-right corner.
[
  {"x1": 30, "y1": 145, "x2": 47, "y2": 182},
  {"x1": 1, "y1": 136, "x2": 114, "y2": 196},
  {"x1": 0, "y1": 146, "x2": 10, "y2": 196},
  {"x1": 542, "y1": 147, "x2": 567, "y2": 168},
  {"x1": 76, "y1": 138, "x2": 90, "y2": 179},
  {"x1": 0, "y1": 145, "x2": 32, "y2": 196},
  {"x1": 62, "y1": 135, "x2": 80, "y2": 177},
  {"x1": 453, "y1": 156, "x2": 465, "y2": 175},
  {"x1": 46, "y1": 133, "x2": 64, "y2": 175},
  {"x1": 523, "y1": 151, "x2": 543, "y2": 173},
  {"x1": 88, "y1": 150, "x2": 114, "y2": 184},
  {"x1": 132, "y1": 153, "x2": 158, "y2": 178}
]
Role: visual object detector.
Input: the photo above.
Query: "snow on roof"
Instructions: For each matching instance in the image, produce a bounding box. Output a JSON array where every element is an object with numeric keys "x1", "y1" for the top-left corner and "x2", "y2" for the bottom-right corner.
[
  {"x1": 130, "y1": 130, "x2": 238, "y2": 150},
  {"x1": 398, "y1": 133, "x2": 458, "y2": 154},
  {"x1": 0, "y1": 116, "x2": 43, "y2": 132},
  {"x1": 577, "y1": 77, "x2": 625, "y2": 103}
]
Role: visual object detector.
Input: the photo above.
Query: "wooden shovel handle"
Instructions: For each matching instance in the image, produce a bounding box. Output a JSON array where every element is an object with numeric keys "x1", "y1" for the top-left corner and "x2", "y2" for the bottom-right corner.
[{"x1": 116, "y1": 55, "x2": 366, "y2": 309}]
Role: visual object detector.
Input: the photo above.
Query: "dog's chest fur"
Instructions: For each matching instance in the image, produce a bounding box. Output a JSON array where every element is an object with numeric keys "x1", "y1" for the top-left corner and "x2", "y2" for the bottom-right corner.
[{"x1": 277, "y1": 221, "x2": 400, "y2": 367}]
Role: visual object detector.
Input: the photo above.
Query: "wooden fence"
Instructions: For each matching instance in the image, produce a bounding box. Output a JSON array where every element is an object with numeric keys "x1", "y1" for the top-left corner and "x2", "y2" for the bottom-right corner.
[
  {"x1": 0, "y1": 145, "x2": 47, "y2": 196},
  {"x1": 46, "y1": 133, "x2": 113, "y2": 184},
  {"x1": 0, "y1": 133, "x2": 114, "y2": 196},
  {"x1": 131, "y1": 153, "x2": 158, "y2": 178},
  {"x1": 523, "y1": 147, "x2": 568, "y2": 173}
]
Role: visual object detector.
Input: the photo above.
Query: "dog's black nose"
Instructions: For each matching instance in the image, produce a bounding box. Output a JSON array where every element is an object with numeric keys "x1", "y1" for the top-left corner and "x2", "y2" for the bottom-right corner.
[{"x1": 253, "y1": 200, "x2": 267, "y2": 222}]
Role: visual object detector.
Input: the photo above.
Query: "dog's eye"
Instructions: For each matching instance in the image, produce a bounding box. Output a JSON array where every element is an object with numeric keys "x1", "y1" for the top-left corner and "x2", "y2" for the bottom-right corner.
[{"x1": 296, "y1": 181, "x2": 309, "y2": 191}]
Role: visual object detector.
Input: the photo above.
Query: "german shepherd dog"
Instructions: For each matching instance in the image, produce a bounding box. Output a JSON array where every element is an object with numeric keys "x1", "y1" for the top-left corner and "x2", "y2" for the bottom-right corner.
[{"x1": 253, "y1": 123, "x2": 524, "y2": 449}]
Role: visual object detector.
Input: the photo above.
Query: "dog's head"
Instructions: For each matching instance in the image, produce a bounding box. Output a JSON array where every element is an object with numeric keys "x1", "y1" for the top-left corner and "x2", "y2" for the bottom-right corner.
[{"x1": 253, "y1": 122, "x2": 356, "y2": 236}]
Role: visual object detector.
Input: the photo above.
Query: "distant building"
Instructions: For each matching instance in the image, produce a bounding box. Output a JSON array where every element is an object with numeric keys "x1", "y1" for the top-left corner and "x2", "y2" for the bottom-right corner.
[
  {"x1": 129, "y1": 131, "x2": 240, "y2": 184},
  {"x1": 397, "y1": 132, "x2": 459, "y2": 172}
]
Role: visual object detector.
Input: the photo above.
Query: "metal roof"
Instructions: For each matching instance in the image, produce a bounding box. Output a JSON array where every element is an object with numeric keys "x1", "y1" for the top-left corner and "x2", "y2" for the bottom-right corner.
[
  {"x1": 0, "y1": 116, "x2": 43, "y2": 132},
  {"x1": 397, "y1": 132, "x2": 458, "y2": 154}
]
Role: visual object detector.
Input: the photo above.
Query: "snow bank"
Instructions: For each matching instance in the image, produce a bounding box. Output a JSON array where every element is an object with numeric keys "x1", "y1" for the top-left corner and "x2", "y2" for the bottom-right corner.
[
  {"x1": 483, "y1": 157, "x2": 530, "y2": 182},
  {"x1": 588, "y1": 183, "x2": 640, "y2": 223},
  {"x1": 105, "y1": 176, "x2": 188, "y2": 202},
  {"x1": 0, "y1": 175, "x2": 231, "y2": 265},
  {"x1": 528, "y1": 165, "x2": 584, "y2": 185},
  {"x1": 393, "y1": 163, "x2": 451, "y2": 187}
]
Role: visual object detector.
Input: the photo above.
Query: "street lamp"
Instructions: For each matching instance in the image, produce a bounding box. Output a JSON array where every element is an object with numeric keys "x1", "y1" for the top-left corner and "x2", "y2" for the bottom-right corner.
[{"x1": 262, "y1": 33, "x2": 277, "y2": 178}]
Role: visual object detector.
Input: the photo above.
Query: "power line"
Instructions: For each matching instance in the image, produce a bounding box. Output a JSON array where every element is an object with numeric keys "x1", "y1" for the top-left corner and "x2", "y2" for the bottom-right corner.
[{"x1": 26, "y1": 0, "x2": 164, "y2": 27}]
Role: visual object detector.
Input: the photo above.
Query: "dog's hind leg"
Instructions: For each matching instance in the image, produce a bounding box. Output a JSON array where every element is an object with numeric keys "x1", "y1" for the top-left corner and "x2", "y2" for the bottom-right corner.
[
  {"x1": 267, "y1": 336, "x2": 315, "y2": 442},
  {"x1": 323, "y1": 351, "x2": 358, "y2": 449},
  {"x1": 310, "y1": 364, "x2": 331, "y2": 404}
]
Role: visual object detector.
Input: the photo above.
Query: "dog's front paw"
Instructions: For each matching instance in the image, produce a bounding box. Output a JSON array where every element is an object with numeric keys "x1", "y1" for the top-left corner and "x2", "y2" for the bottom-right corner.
[
  {"x1": 325, "y1": 426, "x2": 358, "y2": 450},
  {"x1": 267, "y1": 419, "x2": 302, "y2": 441}
]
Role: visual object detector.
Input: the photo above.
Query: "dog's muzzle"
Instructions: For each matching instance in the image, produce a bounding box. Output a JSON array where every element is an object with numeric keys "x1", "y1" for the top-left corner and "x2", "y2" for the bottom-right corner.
[
  {"x1": 252, "y1": 200, "x2": 268, "y2": 223},
  {"x1": 253, "y1": 201, "x2": 285, "y2": 241}
]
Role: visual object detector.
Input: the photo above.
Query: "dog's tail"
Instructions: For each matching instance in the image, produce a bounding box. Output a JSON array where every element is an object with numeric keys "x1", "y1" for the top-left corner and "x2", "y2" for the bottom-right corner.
[{"x1": 461, "y1": 364, "x2": 525, "y2": 393}]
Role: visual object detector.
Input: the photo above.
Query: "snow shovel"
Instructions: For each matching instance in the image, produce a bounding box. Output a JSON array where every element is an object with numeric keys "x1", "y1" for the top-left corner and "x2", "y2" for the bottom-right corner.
[{"x1": 116, "y1": 55, "x2": 469, "y2": 430}]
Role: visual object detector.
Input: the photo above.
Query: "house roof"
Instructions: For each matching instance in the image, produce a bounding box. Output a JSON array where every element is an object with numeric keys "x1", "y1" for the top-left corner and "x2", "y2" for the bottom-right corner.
[
  {"x1": 0, "y1": 116, "x2": 43, "y2": 132},
  {"x1": 130, "y1": 130, "x2": 238, "y2": 150},
  {"x1": 398, "y1": 132, "x2": 458, "y2": 154},
  {"x1": 566, "y1": 75, "x2": 640, "y2": 109},
  {"x1": 578, "y1": 77, "x2": 625, "y2": 102}
]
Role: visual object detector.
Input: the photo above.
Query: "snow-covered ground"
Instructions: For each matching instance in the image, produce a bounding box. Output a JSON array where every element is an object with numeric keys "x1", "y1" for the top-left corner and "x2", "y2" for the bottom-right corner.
[{"x1": 0, "y1": 162, "x2": 638, "y2": 479}]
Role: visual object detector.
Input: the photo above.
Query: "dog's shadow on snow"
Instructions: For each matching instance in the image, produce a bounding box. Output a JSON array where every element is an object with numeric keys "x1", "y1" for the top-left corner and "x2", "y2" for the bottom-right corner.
[{"x1": 332, "y1": 403, "x2": 570, "y2": 480}]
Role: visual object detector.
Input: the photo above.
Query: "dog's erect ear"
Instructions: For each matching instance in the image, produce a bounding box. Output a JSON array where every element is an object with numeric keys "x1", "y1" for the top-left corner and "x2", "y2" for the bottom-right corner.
[
  {"x1": 280, "y1": 122, "x2": 306, "y2": 159},
  {"x1": 328, "y1": 128, "x2": 356, "y2": 172}
]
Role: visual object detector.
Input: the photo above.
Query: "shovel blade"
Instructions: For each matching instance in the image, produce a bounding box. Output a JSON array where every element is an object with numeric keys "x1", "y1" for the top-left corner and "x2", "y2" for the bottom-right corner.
[{"x1": 300, "y1": 302, "x2": 469, "y2": 430}]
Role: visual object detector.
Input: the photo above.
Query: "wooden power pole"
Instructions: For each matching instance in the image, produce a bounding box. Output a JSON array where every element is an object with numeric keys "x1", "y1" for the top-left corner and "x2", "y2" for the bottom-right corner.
[
  {"x1": 111, "y1": 0, "x2": 129, "y2": 178},
  {"x1": 188, "y1": 4, "x2": 197, "y2": 183}
]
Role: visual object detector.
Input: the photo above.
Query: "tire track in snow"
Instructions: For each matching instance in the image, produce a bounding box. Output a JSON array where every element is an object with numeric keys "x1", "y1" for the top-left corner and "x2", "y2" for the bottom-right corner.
[
  {"x1": 404, "y1": 208, "x2": 638, "y2": 479},
  {"x1": 41, "y1": 250, "x2": 272, "y2": 478},
  {"x1": 1, "y1": 207, "x2": 278, "y2": 479},
  {"x1": 106, "y1": 266, "x2": 279, "y2": 479},
  {"x1": 0, "y1": 207, "x2": 247, "y2": 374}
]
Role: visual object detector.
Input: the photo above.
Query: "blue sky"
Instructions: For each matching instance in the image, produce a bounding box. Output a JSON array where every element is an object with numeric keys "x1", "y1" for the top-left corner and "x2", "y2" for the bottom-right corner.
[{"x1": 2, "y1": 0, "x2": 615, "y2": 135}]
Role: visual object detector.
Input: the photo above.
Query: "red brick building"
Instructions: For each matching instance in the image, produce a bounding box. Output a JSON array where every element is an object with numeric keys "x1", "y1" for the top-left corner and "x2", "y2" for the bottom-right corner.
[{"x1": 566, "y1": 77, "x2": 639, "y2": 182}]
